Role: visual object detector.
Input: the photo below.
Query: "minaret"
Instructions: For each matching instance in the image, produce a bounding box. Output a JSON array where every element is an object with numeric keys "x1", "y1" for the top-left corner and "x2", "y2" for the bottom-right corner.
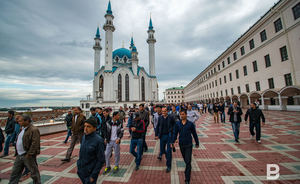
[
  {"x1": 93, "y1": 27, "x2": 102, "y2": 76},
  {"x1": 103, "y1": 0, "x2": 115, "y2": 71},
  {"x1": 130, "y1": 36, "x2": 134, "y2": 50},
  {"x1": 147, "y1": 17, "x2": 156, "y2": 76},
  {"x1": 130, "y1": 37, "x2": 138, "y2": 76}
]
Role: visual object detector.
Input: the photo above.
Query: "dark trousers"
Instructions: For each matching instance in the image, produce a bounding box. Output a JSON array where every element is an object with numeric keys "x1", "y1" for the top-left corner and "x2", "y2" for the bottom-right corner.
[
  {"x1": 159, "y1": 134, "x2": 172, "y2": 168},
  {"x1": 231, "y1": 122, "x2": 240, "y2": 140},
  {"x1": 130, "y1": 138, "x2": 143, "y2": 166},
  {"x1": 0, "y1": 142, "x2": 3, "y2": 153},
  {"x1": 250, "y1": 122, "x2": 261, "y2": 141},
  {"x1": 9, "y1": 155, "x2": 41, "y2": 184},
  {"x1": 64, "y1": 128, "x2": 72, "y2": 143},
  {"x1": 220, "y1": 111, "x2": 225, "y2": 123},
  {"x1": 65, "y1": 134, "x2": 82, "y2": 159},
  {"x1": 78, "y1": 172, "x2": 97, "y2": 184},
  {"x1": 179, "y1": 144, "x2": 193, "y2": 182},
  {"x1": 142, "y1": 128, "x2": 148, "y2": 152}
]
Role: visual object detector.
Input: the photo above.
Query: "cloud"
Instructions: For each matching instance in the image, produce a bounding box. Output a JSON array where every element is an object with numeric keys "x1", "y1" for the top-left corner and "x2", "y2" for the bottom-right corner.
[{"x1": 0, "y1": 0, "x2": 279, "y2": 107}]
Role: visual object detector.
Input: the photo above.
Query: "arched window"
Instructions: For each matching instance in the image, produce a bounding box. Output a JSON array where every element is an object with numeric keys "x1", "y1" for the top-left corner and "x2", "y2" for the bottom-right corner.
[
  {"x1": 123, "y1": 56, "x2": 127, "y2": 63},
  {"x1": 125, "y1": 74, "x2": 129, "y2": 101},
  {"x1": 118, "y1": 74, "x2": 122, "y2": 102},
  {"x1": 141, "y1": 76, "x2": 145, "y2": 101},
  {"x1": 115, "y1": 56, "x2": 119, "y2": 63},
  {"x1": 99, "y1": 75, "x2": 104, "y2": 92}
]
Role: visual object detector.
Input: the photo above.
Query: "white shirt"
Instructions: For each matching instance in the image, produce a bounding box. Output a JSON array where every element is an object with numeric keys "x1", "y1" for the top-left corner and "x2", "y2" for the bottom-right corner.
[
  {"x1": 187, "y1": 110, "x2": 200, "y2": 123},
  {"x1": 110, "y1": 121, "x2": 118, "y2": 141},
  {"x1": 75, "y1": 114, "x2": 78, "y2": 123},
  {"x1": 16, "y1": 127, "x2": 27, "y2": 155}
]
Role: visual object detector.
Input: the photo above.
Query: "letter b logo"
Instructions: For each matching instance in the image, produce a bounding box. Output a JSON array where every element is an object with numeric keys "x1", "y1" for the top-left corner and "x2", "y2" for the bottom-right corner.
[{"x1": 267, "y1": 164, "x2": 280, "y2": 180}]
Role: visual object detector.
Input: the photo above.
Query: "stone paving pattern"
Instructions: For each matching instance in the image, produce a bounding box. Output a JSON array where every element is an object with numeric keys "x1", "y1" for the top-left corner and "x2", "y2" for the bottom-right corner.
[{"x1": 0, "y1": 110, "x2": 300, "y2": 183}]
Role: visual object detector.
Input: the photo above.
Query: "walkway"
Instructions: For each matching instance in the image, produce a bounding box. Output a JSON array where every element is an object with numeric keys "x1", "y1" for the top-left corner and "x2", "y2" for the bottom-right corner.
[{"x1": 0, "y1": 110, "x2": 300, "y2": 183}]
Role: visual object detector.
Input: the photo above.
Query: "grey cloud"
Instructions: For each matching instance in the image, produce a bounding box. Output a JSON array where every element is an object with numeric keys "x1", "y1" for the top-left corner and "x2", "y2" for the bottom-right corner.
[
  {"x1": 59, "y1": 40, "x2": 93, "y2": 48},
  {"x1": 0, "y1": 0, "x2": 279, "y2": 107}
]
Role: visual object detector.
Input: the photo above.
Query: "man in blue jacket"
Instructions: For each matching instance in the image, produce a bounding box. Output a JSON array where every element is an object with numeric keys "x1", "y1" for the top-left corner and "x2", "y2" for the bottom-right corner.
[
  {"x1": 172, "y1": 109, "x2": 199, "y2": 184},
  {"x1": 155, "y1": 107, "x2": 175, "y2": 173},
  {"x1": 77, "y1": 117, "x2": 105, "y2": 184}
]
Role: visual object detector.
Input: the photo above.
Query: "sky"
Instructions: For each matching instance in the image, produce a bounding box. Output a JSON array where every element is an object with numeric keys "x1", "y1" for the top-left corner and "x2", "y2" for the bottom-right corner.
[{"x1": 0, "y1": 0, "x2": 279, "y2": 107}]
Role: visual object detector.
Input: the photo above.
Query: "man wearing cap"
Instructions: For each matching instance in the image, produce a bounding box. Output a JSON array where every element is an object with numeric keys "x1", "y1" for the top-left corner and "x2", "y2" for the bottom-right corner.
[
  {"x1": 129, "y1": 112, "x2": 145, "y2": 171},
  {"x1": 77, "y1": 117, "x2": 105, "y2": 184}
]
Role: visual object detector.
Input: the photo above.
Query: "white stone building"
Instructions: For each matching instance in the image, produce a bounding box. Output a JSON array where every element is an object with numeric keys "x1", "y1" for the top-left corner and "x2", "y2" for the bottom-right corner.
[
  {"x1": 80, "y1": 1, "x2": 158, "y2": 112},
  {"x1": 165, "y1": 86, "x2": 184, "y2": 103},
  {"x1": 184, "y1": 0, "x2": 300, "y2": 111}
]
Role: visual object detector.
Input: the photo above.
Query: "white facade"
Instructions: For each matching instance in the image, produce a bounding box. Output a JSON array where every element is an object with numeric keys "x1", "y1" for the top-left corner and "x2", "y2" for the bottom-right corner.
[
  {"x1": 81, "y1": 1, "x2": 158, "y2": 111},
  {"x1": 184, "y1": 0, "x2": 300, "y2": 111},
  {"x1": 165, "y1": 86, "x2": 184, "y2": 104}
]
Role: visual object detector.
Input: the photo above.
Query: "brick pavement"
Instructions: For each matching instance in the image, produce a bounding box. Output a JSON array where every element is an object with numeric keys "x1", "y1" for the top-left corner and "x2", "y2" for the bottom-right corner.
[{"x1": 0, "y1": 110, "x2": 299, "y2": 184}]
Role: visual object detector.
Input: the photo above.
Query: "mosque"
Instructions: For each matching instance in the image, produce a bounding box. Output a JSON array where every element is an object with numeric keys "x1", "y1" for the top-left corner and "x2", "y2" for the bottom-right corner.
[{"x1": 81, "y1": 1, "x2": 158, "y2": 110}]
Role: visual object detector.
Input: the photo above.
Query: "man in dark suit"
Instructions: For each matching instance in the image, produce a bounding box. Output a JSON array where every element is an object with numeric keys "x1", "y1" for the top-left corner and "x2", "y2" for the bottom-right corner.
[
  {"x1": 227, "y1": 102, "x2": 243, "y2": 143},
  {"x1": 155, "y1": 107, "x2": 175, "y2": 173}
]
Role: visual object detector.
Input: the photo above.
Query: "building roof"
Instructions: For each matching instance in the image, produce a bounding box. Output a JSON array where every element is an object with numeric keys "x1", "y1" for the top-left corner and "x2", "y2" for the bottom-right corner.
[
  {"x1": 112, "y1": 48, "x2": 132, "y2": 59},
  {"x1": 166, "y1": 86, "x2": 184, "y2": 90}
]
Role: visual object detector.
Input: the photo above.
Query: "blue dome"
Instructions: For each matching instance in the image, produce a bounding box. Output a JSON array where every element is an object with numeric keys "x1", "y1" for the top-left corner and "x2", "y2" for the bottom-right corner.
[{"x1": 113, "y1": 48, "x2": 132, "y2": 59}]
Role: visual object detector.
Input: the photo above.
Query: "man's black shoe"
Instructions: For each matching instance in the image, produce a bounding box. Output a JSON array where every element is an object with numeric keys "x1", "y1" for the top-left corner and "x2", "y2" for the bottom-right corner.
[
  {"x1": 157, "y1": 156, "x2": 162, "y2": 161},
  {"x1": 135, "y1": 166, "x2": 139, "y2": 171},
  {"x1": 166, "y1": 167, "x2": 171, "y2": 173},
  {"x1": 185, "y1": 181, "x2": 190, "y2": 184},
  {"x1": 61, "y1": 158, "x2": 70, "y2": 162}
]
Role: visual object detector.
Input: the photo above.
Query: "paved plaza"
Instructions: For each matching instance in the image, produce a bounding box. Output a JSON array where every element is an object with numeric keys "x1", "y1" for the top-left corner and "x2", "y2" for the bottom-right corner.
[{"x1": 0, "y1": 110, "x2": 300, "y2": 184}]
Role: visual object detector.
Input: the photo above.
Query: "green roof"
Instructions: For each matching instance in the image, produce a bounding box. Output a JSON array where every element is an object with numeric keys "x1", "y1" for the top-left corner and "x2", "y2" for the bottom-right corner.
[{"x1": 166, "y1": 86, "x2": 184, "y2": 90}]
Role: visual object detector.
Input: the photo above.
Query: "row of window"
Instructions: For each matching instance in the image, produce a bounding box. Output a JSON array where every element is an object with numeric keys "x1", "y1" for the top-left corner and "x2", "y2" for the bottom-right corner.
[
  {"x1": 167, "y1": 91, "x2": 184, "y2": 94},
  {"x1": 116, "y1": 75, "x2": 145, "y2": 102},
  {"x1": 200, "y1": 73, "x2": 293, "y2": 99},
  {"x1": 167, "y1": 95, "x2": 184, "y2": 99},
  {"x1": 167, "y1": 100, "x2": 182, "y2": 103},
  {"x1": 199, "y1": 2, "x2": 300, "y2": 84},
  {"x1": 200, "y1": 45, "x2": 289, "y2": 92}
]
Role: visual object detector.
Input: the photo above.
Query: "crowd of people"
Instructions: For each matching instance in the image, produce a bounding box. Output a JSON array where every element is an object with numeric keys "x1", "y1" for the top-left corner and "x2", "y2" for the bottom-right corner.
[{"x1": 0, "y1": 100, "x2": 266, "y2": 184}]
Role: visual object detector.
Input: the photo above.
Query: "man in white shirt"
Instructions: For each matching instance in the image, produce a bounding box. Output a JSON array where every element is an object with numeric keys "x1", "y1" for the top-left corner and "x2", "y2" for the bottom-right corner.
[
  {"x1": 9, "y1": 114, "x2": 41, "y2": 184},
  {"x1": 187, "y1": 105, "x2": 200, "y2": 125}
]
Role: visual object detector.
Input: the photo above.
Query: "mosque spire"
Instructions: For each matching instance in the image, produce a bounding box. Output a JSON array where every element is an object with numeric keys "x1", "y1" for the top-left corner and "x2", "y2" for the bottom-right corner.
[
  {"x1": 130, "y1": 36, "x2": 134, "y2": 49},
  {"x1": 95, "y1": 26, "x2": 100, "y2": 38},
  {"x1": 106, "y1": 0, "x2": 112, "y2": 15},
  {"x1": 149, "y1": 15, "x2": 153, "y2": 30}
]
